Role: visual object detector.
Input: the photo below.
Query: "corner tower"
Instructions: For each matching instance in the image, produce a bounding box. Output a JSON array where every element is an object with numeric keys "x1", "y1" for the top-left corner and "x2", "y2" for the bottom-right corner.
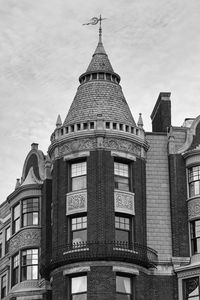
[{"x1": 42, "y1": 28, "x2": 157, "y2": 300}]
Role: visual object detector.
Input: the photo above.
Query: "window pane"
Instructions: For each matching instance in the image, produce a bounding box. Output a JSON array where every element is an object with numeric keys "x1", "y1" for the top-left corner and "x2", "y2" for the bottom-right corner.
[
  {"x1": 115, "y1": 176, "x2": 129, "y2": 191},
  {"x1": 6, "y1": 227, "x2": 10, "y2": 241},
  {"x1": 72, "y1": 176, "x2": 86, "y2": 191},
  {"x1": 184, "y1": 277, "x2": 199, "y2": 299},
  {"x1": 114, "y1": 162, "x2": 129, "y2": 177},
  {"x1": 116, "y1": 276, "x2": 131, "y2": 293},
  {"x1": 72, "y1": 162, "x2": 86, "y2": 177},
  {"x1": 73, "y1": 229, "x2": 87, "y2": 243},
  {"x1": 71, "y1": 276, "x2": 87, "y2": 293},
  {"x1": 14, "y1": 204, "x2": 20, "y2": 219},
  {"x1": 116, "y1": 230, "x2": 129, "y2": 243}
]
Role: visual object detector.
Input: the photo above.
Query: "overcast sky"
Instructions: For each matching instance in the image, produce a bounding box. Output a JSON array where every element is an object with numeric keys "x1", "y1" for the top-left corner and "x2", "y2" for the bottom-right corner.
[{"x1": 0, "y1": 0, "x2": 200, "y2": 203}]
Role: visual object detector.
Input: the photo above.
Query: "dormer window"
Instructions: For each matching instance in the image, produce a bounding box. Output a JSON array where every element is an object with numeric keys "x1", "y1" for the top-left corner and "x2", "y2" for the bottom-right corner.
[
  {"x1": 92, "y1": 73, "x2": 97, "y2": 80},
  {"x1": 99, "y1": 73, "x2": 104, "y2": 80}
]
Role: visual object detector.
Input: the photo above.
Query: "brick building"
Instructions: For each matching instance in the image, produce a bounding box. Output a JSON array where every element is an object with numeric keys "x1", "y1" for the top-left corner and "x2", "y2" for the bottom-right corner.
[{"x1": 0, "y1": 30, "x2": 200, "y2": 300}]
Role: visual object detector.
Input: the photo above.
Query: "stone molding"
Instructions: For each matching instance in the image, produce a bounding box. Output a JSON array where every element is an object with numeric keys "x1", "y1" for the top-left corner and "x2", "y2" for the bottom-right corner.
[
  {"x1": 9, "y1": 228, "x2": 41, "y2": 255},
  {"x1": 185, "y1": 154, "x2": 200, "y2": 167},
  {"x1": 176, "y1": 267, "x2": 200, "y2": 279},
  {"x1": 9, "y1": 188, "x2": 41, "y2": 206},
  {"x1": 103, "y1": 138, "x2": 141, "y2": 156},
  {"x1": 114, "y1": 190, "x2": 135, "y2": 215},
  {"x1": 188, "y1": 197, "x2": 200, "y2": 220},
  {"x1": 66, "y1": 190, "x2": 87, "y2": 215},
  {"x1": 11, "y1": 280, "x2": 41, "y2": 292}
]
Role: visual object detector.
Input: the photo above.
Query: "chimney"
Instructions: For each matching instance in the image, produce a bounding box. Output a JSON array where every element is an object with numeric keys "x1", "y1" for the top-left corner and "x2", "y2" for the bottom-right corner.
[{"x1": 150, "y1": 92, "x2": 171, "y2": 133}]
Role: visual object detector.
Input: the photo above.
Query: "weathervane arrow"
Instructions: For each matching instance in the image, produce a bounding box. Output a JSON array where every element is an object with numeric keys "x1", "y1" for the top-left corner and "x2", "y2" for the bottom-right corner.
[{"x1": 83, "y1": 15, "x2": 106, "y2": 41}]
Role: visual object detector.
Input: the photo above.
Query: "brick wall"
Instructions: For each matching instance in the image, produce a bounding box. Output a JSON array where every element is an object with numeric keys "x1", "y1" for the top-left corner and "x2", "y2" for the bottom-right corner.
[
  {"x1": 146, "y1": 133, "x2": 172, "y2": 260},
  {"x1": 41, "y1": 179, "x2": 52, "y2": 279},
  {"x1": 88, "y1": 266, "x2": 115, "y2": 300},
  {"x1": 87, "y1": 150, "x2": 115, "y2": 242},
  {"x1": 134, "y1": 158, "x2": 147, "y2": 245}
]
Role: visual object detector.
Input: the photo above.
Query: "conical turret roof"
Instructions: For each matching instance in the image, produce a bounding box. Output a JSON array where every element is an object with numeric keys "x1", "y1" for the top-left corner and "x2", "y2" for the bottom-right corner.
[
  {"x1": 63, "y1": 35, "x2": 136, "y2": 127},
  {"x1": 86, "y1": 40, "x2": 114, "y2": 73}
]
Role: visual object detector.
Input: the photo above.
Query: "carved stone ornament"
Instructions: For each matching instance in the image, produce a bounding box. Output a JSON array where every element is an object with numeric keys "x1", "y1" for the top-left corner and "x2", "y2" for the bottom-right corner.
[
  {"x1": 114, "y1": 191, "x2": 135, "y2": 215},
  {"x1": 59, "y1": 138, "x2": 97, "y2": 156},
  {"x1": 11, "y1": 280, "x2": 41, "y2": 292},
  {"x1": 9, "y1": 228, "x2": 41, "y2": 254},
  {"x1": 103, "y1": 138, "x2": 141, "y2": 156},
  {"x1": 188, "y1": 198, "x2": 200, "y2": 220},
  {"x1": 177, "y1": 267, "x2": 200, "y2": 279},
  {"x1": 66, "y1": 190, "x2": 87, "y2": 215}
]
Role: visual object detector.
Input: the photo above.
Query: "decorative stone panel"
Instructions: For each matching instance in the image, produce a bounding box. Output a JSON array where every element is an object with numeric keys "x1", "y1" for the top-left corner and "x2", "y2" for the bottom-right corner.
[
  {"x1": 103, "y1": 138, "x2": 141, "y2": 156},
  {"x1": 59, "y1": 138, "x2": 97, "y2": 156},
  {"x1": 188, "y1": 197, "x2": 200, "y2": 220},
  {"x1": 66, "y1": 190, "x2": 87, "y2": 215},
  {"x1": 114, "y1": 190, "x2": 135, "y2": 215},
  {"x1": 9, "y1": 228, "x2": 41, "y2": 255}
]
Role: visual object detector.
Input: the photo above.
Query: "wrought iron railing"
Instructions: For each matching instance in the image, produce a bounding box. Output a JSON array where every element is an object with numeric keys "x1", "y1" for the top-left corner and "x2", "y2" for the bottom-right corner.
[{"x1": 40, "y1": 241, "x2": 158, "y2": 277}]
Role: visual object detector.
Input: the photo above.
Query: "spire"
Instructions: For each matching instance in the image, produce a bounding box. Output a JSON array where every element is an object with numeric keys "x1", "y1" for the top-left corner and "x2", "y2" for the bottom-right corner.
[
  {"x1": 137, "y1": 113, "x2": 144, "y2": 128},
  {"x1": 56, "y1": 114, "x2": 62, "y2": 128}
]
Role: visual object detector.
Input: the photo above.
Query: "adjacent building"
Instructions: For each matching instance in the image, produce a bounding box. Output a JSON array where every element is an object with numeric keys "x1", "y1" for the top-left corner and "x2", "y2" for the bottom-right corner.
[{"x1": 0, "y1": 29, "x2": 200, "y2": 300}]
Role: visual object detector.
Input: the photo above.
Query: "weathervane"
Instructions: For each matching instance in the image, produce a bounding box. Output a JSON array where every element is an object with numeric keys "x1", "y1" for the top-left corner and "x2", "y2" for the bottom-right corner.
[{"x1": 83, "y1": 15, "x2": 106, "y2": 42}]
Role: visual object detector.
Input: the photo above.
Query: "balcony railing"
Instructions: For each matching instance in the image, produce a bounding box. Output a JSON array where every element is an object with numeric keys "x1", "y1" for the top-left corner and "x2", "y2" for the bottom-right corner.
[{"x1": 40, "y1": 241, "x2": 158, "y2": 277}]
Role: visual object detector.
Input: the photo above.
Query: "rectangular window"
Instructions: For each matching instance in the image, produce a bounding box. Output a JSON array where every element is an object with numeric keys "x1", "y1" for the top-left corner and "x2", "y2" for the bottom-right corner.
[
  {"x1": 115, "y1": 215, "x2": 131, "y2": 244},
  {"x1": 71, "y1": 275, "x2": 87, "y2": 300},
  {"x1": 12, "y1": 253, "x2": 19, "y2": 286},
  {"x1": 21, "y1": 249, "x2": 38, "y2": 281},
  {"x1": 71, "y1": 162, "x2": 87, "y2": 191},
  {"x1": 5, "y1": 227, "x2": 10, "y2": 254},
  {"x1": 22, "y1": 198, "x2": 39, "y2": 227},
  {"x1": 71, "y1": 216, "x2": 87, "y2": 244},
  {"x1": 116, "y1": 275, "x2": 133, "y2": 300},
  {"x1": 183, "y1": 277, "x2": 200, "y2": 300},
  {"x1": 188, "y1": 166, "x2": 200, "y2": 197},
  {"x1": 1, "y1": 274, "x2": 7, "y2": 298},
  {"x1": 114, "y1": 162, "x2": 130, "y2": 191},
  {"x1": 191, "y1": 220, "x2": 200, "y2": 255},
  {"x1": 0, "y1": 233, "x2": 2, "y2": 258},
  {"x1": 13, "y1": 203, "x2": 20, "y2": 234}
]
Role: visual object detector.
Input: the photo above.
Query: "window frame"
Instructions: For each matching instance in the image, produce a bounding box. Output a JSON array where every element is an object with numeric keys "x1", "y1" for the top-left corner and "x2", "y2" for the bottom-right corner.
[
  {"x1": 22, "y1": 198, "x2": 39, "y2": 228},
  {"x1": 0, "y1": 232, "x2": 2, "y2": 258},
  {"x1": 70, "y1": 215, "x2": 87, "y2": 245},
  {"x1": 188, "y1": 166, "x2": 200, "y2": 198},
  {"x1": 21, "y1": 248, "x2": 39, "y2": 281},
  {"x1": 70, "y1": 274, "x2": 87, "y2": 300},
  {"x1": 5, "y1": 227, "x2": 10, "y2": 254},
  {"x1": 12, "y1": 252, "x2": 20, "y2": 286},
  {"x1": 116, "y1": 273, "x2": 134, "y2": 300},
  {"x1": 115, "y1": 214, "x2": 133, "y2": 245},
  {"x1": 114, "y1": 161, "x2": 131, "y2": 192},
  {"x1": 70, "y1": 161, "x2": 87, "y2": 192},
  {"x1": 183, "y1": 276, "x2": 200, "y2": 300},
  {"x1": 1, "y1": 274, "x2": 7, "y2": 299},
  {"x1": 13, "y1": 203, "x2": 20, "y2": 234},
  {"x1": 190, "y1": 220, "x2": 200, "y2": 255}
]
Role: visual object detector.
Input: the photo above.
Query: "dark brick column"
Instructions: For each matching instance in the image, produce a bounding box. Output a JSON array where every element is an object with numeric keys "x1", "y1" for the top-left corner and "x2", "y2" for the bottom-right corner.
[{"x1": 168, "y1": 154, "x2": 189, "y2": 257}]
